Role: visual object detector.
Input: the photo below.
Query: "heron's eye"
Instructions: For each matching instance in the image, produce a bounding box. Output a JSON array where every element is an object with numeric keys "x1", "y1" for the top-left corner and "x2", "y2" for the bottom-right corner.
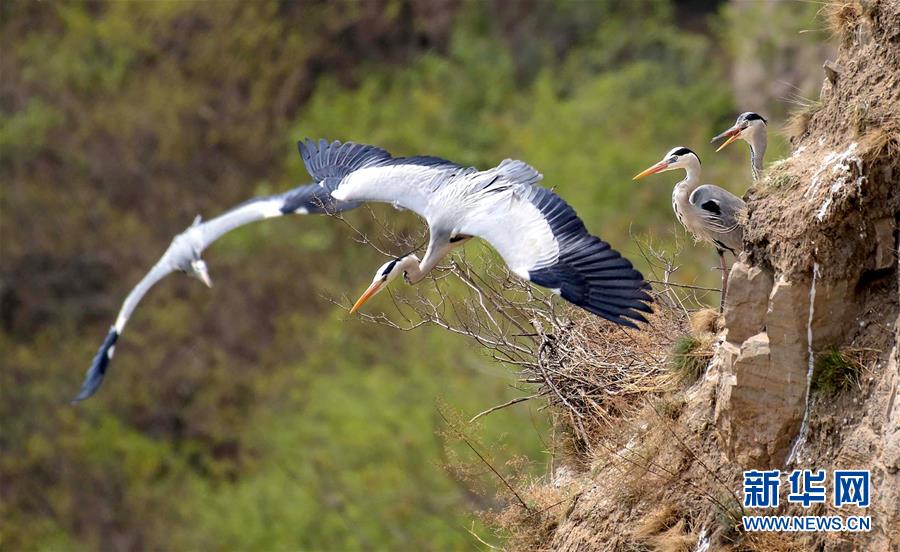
[{"x1": 668, "y1": 157, "x2": 678, "y2": 164}]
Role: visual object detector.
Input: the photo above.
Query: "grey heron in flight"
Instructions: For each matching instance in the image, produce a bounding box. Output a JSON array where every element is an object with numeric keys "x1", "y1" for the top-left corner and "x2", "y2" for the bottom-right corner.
[
  {"x1": 632, "y1": 147, "x2": 745, "y2": 312},
  {"x1": 297, "y1": 139, "x2": 653, "y2": 327},
  {"x1": 711, "y1": 112, "x2": 768, "y2": 181},
  {"x1": 73, "y1": 181, "x2": 360, "y2": 402}
]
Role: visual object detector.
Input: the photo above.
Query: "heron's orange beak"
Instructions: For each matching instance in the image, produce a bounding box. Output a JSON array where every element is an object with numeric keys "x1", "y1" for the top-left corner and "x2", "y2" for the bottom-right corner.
[
  {"x1": 712, "y1": 126, "x2": 741, "y2": 152},
  {"x1": 632, "y1": 161, "x2": 669, "y2": 180},
  {"x1": 350, "y1": 280, "x2": 386, "y2": 313}
]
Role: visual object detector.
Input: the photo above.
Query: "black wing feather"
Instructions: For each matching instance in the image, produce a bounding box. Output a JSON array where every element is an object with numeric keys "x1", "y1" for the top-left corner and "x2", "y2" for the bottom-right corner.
[
  {"x1": 277, "y1": 182, "x2": 360, "y2": 215},
  {"x1": 72, "y1": 328, "x2": 118, "y2": 403},
  {"x1": 524, "y1": 187, "x2": 652, "y2": 327},
  {"x1": 298, "y1": 138, "x2": 392, "y2": 181},
  {"x1": 700, "y1": 199, "x2": 721, "y2": 215},
  {"x1": 298, "y1": 138, "x2": 477, "y2": 184}
]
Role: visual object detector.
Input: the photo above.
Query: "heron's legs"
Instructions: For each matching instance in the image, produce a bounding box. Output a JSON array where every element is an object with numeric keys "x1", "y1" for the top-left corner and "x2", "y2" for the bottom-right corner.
[{"x1": 717, "y1": 249, "x2": 729, "y2": 313}]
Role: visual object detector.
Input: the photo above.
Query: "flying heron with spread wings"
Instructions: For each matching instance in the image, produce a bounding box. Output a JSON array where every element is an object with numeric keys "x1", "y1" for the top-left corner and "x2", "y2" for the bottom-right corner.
[
  {"x1": 632, "y1": 147, "x2": 745, "y2": 312},
  {"x1": 73, "y1": 181, "x2": 359, "y2": 402},
  {"x1": 297, "y1": 139, "x2": 653, "y2": 327}
]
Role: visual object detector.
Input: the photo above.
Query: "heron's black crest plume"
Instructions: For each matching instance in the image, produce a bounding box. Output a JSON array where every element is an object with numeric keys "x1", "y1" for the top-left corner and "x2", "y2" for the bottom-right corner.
[
  {"x1": 742, "y1": 112, "x2": 767, "y2": 124},
  {"x1": 381, "y1": 259, "x2": 399, "y2": 277},
  {"x1": 671, "y1": 146, "x2": 698, "y2": 159},
  {"x1": 73, "y1": 328, "x2": 118, "y2": 403}
]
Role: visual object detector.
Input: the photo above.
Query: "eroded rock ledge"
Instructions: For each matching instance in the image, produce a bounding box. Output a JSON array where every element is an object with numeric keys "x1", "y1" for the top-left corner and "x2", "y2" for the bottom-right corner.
[{"x1": 708, "y1": 0, "x2": 899, "y2": 469}]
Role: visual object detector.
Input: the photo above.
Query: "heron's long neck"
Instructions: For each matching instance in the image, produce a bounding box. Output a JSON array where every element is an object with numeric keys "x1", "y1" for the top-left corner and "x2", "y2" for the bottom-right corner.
[
  {"x1": 405, "y1": 238, "x2": 459, "y2": 285},
  {"x1": 672, "y1": 162, "x2": 702, "y2": 212},
  {"x1": 748, "y1": 131, "x2": 767, "y2": 181}
]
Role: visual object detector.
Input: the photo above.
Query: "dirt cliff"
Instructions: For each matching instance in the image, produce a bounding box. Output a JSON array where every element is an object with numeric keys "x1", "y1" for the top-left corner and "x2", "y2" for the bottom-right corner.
[{"x1": 495, "y1": 2, "x2": 899, "y2": 550}]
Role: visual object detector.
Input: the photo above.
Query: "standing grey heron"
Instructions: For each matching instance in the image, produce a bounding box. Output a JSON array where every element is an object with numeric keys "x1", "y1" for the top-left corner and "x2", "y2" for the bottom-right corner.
[
  {"x1": 297, "y1": 139, "x2": 653, "y2": 327},
  {"x1": 711, "y1": 112, "x2": 768, "y2": 181},
  {"x1": 74, "y1": 181, "x2": 360, "y2": 402},
  {"x1": 632, "y1": 147, "x2": 745, "y2": 312}
]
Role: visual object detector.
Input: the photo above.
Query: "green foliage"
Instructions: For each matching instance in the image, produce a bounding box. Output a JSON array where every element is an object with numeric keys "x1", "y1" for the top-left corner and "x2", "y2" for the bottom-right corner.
[
  {"x1": 811, "y1": 348, "x2": 859, "y2": 396},
  {"x1": 1, "y1": 1, "x2": 826, "y2": 549},
  {"x1": 0, "y1": 99, "x2": 62, "y2": 166},
  {"x1": 669, "y1": 335, "x2": 709, "y2": 384}
]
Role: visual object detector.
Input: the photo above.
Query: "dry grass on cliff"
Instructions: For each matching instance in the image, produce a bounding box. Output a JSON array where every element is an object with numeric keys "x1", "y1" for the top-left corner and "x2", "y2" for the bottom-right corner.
[
  {"x1": 476, "y1": 286, "x2": 722, "y2": 550},
  {"x1": 542, "y1": 297, "x2": 687, "y2": 448}
]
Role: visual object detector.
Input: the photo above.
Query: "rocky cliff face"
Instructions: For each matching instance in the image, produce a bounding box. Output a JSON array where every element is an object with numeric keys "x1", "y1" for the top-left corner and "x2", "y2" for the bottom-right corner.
[
  {"x1": 711, "y1": 0, "x2": 898, "y2": 543},
  {"x1": 503, "y1": 2, "x2": 899, "y2": 550}
]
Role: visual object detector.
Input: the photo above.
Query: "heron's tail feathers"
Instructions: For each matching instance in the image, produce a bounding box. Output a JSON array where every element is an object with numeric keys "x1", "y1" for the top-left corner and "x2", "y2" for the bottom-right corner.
[
  {"x1": 72, "y1": 327, "x2": 119, "y2": 403},
  {"x1": 298, "y1": 138, "x2": 391, "y2": 182}
]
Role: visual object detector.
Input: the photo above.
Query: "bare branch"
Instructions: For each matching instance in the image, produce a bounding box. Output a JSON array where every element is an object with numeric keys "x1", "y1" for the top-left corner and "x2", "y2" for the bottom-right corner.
[{"x1": 468, "y1": 393, "x2": 545, "y2": 423}]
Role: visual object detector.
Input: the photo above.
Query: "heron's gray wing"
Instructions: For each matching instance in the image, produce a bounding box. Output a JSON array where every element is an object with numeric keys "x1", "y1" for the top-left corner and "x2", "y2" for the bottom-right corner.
[
  {"x1": 74, "y1": 182, "x2": 362, "y2": 402},
  {"x1": 456, "y1": 161, "x2": 652, "y2": 327},
  {"x1": 689, "y1": 185, "x2": 745, "y2": 250},
  {"x1": 297, "y1": 138, "x2": 476, "y2": 218},
  {"x1": 197, "y1": 182, "x2": 360, "y2": 247},
  {"x1": 73, "y1": 260, "x2": 175, "y2": 402}
]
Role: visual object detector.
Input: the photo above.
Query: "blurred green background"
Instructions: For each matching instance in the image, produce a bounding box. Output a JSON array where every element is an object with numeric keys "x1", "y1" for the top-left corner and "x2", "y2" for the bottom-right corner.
[{"x1": 1, "y1": 1, "x2": 827, "y2": 550}]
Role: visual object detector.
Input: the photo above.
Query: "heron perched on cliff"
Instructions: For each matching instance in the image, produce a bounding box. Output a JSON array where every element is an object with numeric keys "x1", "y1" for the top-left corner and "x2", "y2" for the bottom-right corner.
[
  {"x1": 297, "y1": 139, "x2": 652, "y2": 326},
  {"x1": 73, "y1": 182, "x2": 360, "y2": 402},
  {"x1": 711, "y1": 112, "x2": 768, "y2": 181},
  {"x1": 632, "y1": 147, "x2": 745, "y2": 312}
]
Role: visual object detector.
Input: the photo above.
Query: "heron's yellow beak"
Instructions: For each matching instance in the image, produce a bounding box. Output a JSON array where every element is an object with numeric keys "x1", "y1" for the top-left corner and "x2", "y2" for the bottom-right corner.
[
  {"x1": 632, "y1": 161, "x2": 668, "y2": 180},
  {"x1": 712, "y1": 126, "x2": 741, "y2": 152},
  {"x1": 350, "y1": 280, "x2": 385, "y2": 313}
]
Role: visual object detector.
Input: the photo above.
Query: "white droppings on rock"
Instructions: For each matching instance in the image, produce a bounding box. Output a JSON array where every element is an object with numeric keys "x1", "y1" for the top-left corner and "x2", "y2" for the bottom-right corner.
[
  {"x1": 802, "y1": 143, "x2": 865, "y2": 222},
  {"x1": 694, "y1": 526, "x2": 710, "y2": 552},
  {"x1": 787, "y1": 262, "x2": 818, "y2": 465}
]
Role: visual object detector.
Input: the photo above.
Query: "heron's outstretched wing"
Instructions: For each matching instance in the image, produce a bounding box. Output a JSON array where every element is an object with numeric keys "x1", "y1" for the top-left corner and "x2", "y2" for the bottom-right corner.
[
  {"x1": 73, "y1": 260, "x2": 175, "y2": 402},
  {"x1": 197, "y1": 182, "x2": 360, "y2": 247},
  {"x1": 297, "y1": 138, "x2": 476, "y2": 217},
  {"x1": 456, "y1": 170, "x2": 652, "y2": 327},
  {"x1": 689, "y1": 185, "x2": 745, "y2": 251},
  {"x1": 74, "y1": 182, "x2": 361, "y2": 402}
]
